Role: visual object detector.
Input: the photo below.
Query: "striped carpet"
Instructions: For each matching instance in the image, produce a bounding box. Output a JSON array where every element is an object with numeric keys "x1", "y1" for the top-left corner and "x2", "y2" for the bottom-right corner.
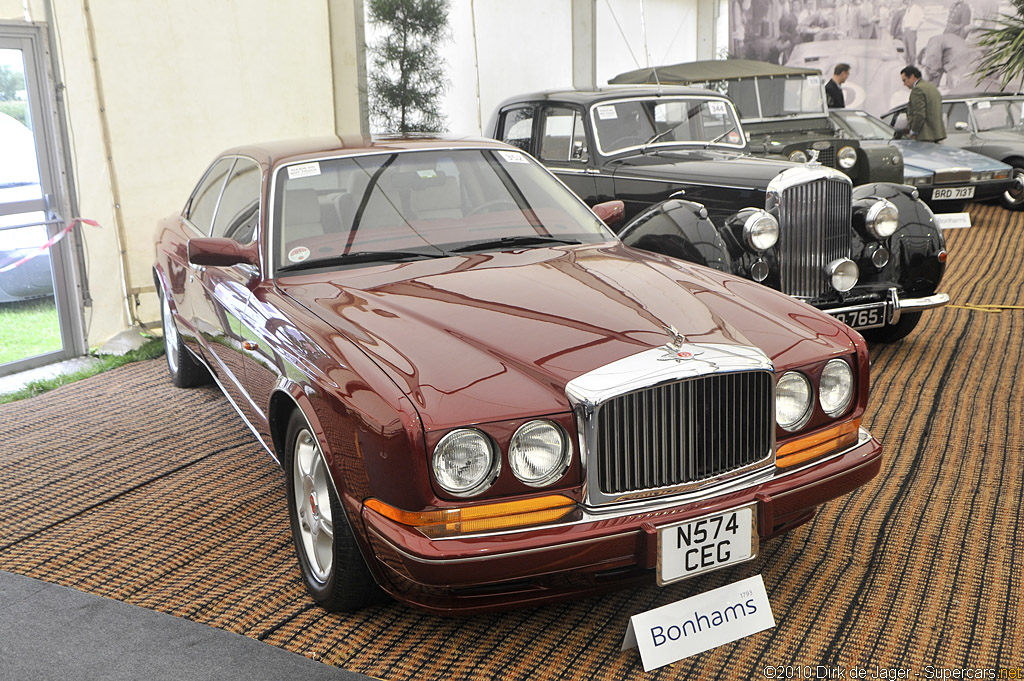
[{"x1": 1, "y1": 203, "x2": 1022, "y2": 679}]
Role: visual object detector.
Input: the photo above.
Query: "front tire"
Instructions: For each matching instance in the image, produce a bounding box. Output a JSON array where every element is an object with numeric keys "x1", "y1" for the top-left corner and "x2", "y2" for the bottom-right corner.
[
  {"x1": 1001, "y1": 165, "x2": 1024, "y2": 211},
  {"x1": 861, "y1": 311, "x2": 922, "y2": 343},
  {"x1": 284, "y1": 410, "x2": 382, "y2": 612},
  {"x1": 160, "y1": 289, "x2": 210, "y2": 388}
]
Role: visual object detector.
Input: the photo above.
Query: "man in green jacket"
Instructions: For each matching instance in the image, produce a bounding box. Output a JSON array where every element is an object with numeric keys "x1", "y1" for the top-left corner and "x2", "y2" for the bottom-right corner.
[{"x1": 900, "y1": 66, "x2": 946, "y2": 142}]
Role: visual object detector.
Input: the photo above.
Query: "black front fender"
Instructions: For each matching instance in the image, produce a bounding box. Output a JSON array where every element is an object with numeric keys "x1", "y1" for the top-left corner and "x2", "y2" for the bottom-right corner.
[
  {"x1": 618, "y1": 199, "x2": 733, "y2": 272},
  {"x1": 853, "y1": 183, "x2": 946, "y2": 296}
]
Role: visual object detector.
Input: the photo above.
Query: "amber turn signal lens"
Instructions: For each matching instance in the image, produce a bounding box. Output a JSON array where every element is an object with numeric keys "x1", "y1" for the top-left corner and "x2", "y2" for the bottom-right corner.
[
  {"x1": 776, "y1": 419, "x2": 861, "y2": 468},
  {"x1": 365, "y1": 494, "x2": 577, "y2": 538}
]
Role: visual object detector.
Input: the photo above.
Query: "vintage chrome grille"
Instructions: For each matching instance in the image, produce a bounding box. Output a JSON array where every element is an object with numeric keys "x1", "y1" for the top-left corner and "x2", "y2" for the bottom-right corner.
[
  {"x1": 594, "y1": 371, "x2": 773, "y2": 496},
  {"x1": 776, "y1": 176, "x2": 852, "y2": 298}
]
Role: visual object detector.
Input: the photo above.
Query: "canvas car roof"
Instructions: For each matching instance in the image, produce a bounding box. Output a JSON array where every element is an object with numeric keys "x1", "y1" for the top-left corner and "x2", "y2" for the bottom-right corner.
[{"x1": 609, "y1": 59, "x2": 822, "y2": 86}]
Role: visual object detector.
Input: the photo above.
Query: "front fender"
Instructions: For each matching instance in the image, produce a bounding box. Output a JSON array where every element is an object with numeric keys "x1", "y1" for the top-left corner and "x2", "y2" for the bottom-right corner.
[
  {"x1": 618, "y1": 199, "x2": 733, "y2": 272},
  {"x1": 853, "y1": 183, "x2": 946, "y2": 296}
]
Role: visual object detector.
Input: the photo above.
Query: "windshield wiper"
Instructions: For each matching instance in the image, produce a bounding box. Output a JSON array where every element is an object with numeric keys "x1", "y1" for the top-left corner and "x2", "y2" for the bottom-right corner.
[
  {"x1": 278, "y1": 249, "x2": 448, "y2": 272},
  {"x1": 704, "y1": 126, "x2": 737, "y2": 148},
  {"x1": 643, "y1": 127, "x2": 677, "y2": 147},
  {"x1": 448, "y1": 235, "x2": 582, "y2": 254}
]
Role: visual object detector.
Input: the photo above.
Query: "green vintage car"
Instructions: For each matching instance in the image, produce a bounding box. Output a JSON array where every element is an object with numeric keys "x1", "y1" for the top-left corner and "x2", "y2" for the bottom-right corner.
[{"x1": 610, "y1": 59, "x2": 904, "y2": 186}]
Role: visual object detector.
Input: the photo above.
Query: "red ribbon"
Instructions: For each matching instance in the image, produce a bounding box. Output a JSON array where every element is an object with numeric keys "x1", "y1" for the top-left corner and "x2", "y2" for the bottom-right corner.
[{"x1": 0, "y1": 218, "x2": 100, "y2": 273}]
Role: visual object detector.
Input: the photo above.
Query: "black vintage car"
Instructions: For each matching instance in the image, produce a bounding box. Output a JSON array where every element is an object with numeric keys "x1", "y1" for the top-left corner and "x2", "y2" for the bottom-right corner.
[
  {"x1": 488, "y1": 86, "x2": 949, "y2": 341},
  {"x1": 608, "y1": 60, "x2": 904, "y2": 187}
]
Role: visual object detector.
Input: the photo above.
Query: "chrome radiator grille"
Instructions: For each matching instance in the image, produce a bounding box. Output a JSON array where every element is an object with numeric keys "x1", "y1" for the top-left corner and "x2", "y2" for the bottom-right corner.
[
  {"x1": 777, "y1": 176, "x2": 852, "y2": 298},
  {"x1": 594, "y1": 371, "x2": 773, "y2": 496}
]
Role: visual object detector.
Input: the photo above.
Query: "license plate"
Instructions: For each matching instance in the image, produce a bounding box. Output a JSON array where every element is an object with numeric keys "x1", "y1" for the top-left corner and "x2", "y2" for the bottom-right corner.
[
  {"x1": 830, "y1": 305, "x2": 886, "y2": 329},
  {"x1": 657, "y1": 504, "x2": 757, "y2": 585},
  {"x1": 933, "y1": 186, "x2": 975, "y2": 200}
]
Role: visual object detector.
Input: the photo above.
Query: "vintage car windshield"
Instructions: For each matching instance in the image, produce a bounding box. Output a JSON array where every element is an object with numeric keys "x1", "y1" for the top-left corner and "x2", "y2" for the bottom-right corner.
[
  {"x1": 971, "y1": 99, "x2": 1023, "y2": 132},
  {"x1": 272, "y1": 148, "x2": 613, "y2": 272},
  {"x1": 726, "y1": 74, "x2": 826, "y2": 120},
  {"x1": 835, "y1": 111, "x2": 895, "y2": 140},
  {"x1": 590, "y1": 97, "x2": 744, "y2": 155}
]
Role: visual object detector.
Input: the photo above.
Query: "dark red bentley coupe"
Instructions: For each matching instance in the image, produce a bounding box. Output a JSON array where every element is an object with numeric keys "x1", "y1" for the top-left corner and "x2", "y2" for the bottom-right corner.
[{"x1": 153, "y1": 136, "x2": 882, "y2": 614}]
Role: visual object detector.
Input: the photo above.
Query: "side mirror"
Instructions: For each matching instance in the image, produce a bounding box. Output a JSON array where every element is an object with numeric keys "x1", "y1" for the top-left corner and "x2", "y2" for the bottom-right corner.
[
  {"x1": 955, "y1": 121, "x2": 968, "y2": 131},
  {"x1": 187, "y1": 237, "x2": 259, "y2": 268},
  {"x1": 593, "y1": 200, "x2": 626, "y2": 229}
]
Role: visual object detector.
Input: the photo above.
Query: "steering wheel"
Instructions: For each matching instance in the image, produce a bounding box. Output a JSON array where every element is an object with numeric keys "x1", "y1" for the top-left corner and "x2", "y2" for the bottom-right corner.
[{"x1": 467, "y1": 199, "x2": 519, "y2": 217}]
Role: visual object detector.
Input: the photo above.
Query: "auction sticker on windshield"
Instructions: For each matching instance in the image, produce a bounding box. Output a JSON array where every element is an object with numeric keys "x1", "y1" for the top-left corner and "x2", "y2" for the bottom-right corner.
[{"x1": 658, "y1": 504, "x2": 757, "y2": 585}]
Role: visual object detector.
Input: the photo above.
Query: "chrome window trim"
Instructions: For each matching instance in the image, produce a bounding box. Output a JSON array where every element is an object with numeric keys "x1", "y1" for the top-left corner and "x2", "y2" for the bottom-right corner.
[
  {"x1": 565, "y1": 343, "x2": 775, "y2": 507},
  {"x1": 183, "y1": 153, "x2": 264, "y2": 241},
  {"x1": 587, "y1": 95, "x2": 748, "y2": 157}
]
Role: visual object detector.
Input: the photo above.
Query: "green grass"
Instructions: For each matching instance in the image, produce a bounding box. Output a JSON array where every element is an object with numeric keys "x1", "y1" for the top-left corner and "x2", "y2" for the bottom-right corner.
[
  {"x1": 0, "y1": 100, "x2": 28, "y2": 126},
  {"x1": 0, "y1": 297, "x2": 62, "y2": 364},
  {"x1": 0, "y1": 337, "x2": 166, "y2": 405}
]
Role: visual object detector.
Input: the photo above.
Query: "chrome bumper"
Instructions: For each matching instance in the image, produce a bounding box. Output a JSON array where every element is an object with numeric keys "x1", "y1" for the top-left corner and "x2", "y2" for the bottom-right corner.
[{"x1": 828, "y1": 288, "x2": 949, "y2": 327}]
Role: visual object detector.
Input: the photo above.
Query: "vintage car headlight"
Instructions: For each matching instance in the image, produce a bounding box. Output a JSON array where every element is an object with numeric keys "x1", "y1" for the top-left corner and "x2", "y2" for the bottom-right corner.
[
  {"x1": 819, "y1": 359, "x2": 854, "y2": 418},
  {"x1": 776, "y1": 371, "x2": 813, "y2": 432},
  {"x1": 971, "y1": 171, "x2": 994, "y2": 182},
  {"x1": 866, "y1": 199, "x2": 899, "y2": 239},
  {"x1": 743, "y1": 210, "x2": 779, "y2": 251},
  {"x1": 788, "y1": 150, "x2": 809, "y2": 164},
  {"x1": 509, "y1": 420, "x2": 570, "y2": 487},
  {"x1": 838, "y1": 146, "x2": 857, "y2": 169},
  {"x1": 827, "y1": 258, "x2": 859, "y2": 292},
  {"x1": 433, "y1": 429, "x2": 499, "y2": 496}
]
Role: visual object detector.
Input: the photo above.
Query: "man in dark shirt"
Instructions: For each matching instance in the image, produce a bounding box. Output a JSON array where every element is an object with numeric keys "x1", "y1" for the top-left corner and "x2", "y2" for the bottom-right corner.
[{"x1": 826, "y1": 63, "x2": 850, "y2": 108}]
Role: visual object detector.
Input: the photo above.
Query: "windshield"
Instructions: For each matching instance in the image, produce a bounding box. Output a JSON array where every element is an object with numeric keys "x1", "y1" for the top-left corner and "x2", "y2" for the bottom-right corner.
[
  {"x1": 590, "y1": 97, "x2": 744, "y2": 155},
  {"x1": 726, "y1": 74, "x2": 826, "y2": 120},
  {"x1": 972, "y1": 99, "x2": 1024, "y2": 132},
  {"x1": 272, "y1": 148, "x2": 613, "y2": 272},
  {"x1": 835, "y1": 111, "x2": 895, "y2": 140}
]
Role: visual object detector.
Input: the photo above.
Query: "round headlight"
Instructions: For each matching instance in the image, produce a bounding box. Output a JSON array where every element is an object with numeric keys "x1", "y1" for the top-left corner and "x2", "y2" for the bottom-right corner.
[
  {"x1": 743, "y1": 210, "x2": 779, "y2": 251},
  {"x1": 509, "y1": 420, "x2": 570, "y2": 487},
  {"x1": 788, "y1": 150, "x2": 809, "y2": 164},
  {"x1": 838, "y1": 146, "x2": 857, "y2": 169},
  {"x1": 866, "y1": 199, "x2": 899, "y2": 239},
  {"x1": 827, "y1": 258, "x2": 859, "y2": 292},
  {"x1": 776, "y1": 371, "x2": 813, "y2": 432},
  {"x1": 819, "y1": 358, "x2": 855, "y2": 417},
  {"x1": 432, "y1": 429, "x2": 499, "y2": 496}
]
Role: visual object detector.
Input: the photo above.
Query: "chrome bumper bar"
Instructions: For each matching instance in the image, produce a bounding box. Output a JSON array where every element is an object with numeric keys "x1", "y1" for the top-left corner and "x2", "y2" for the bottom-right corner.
[{"x1": 827, "y1": 288, "x2": 949, "y2": 327}]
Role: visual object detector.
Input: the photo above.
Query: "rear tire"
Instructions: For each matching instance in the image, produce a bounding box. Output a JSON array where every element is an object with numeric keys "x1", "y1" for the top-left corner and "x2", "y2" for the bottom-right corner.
[
  {"x1": 160, "y1": 289, "x2": 210, "y2": 388},
  {"x1": 1001, "y1": 165, "x2": 1024, "y2": 211},
  {"x1": 283, "y1": 410, "x2": 383, "y2": 612},
  {"x1": 861, "y1": 311, "x2": 922, "y2": 343}
]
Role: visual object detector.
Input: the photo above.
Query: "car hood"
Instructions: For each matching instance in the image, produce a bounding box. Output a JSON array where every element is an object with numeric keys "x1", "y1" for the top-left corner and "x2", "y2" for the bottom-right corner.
[
  {"x1": 890, "y1": 139, "x2": 1011, "y2": 174},
  {"x1": 277, "y1": 243, "x2": 855, "y2": 430},
  {"x1": 610, "y1": 150, "x2": 791, "y2": 190}
]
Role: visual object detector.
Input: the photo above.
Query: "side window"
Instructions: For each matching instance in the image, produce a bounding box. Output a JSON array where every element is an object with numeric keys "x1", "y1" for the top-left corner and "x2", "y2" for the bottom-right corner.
[
  {"x1": 211, "y1": 159, "x2": 261, "y2": 243},
  {"x1": 499, "y1": 107, "x2": 534, "y2": 152},
  {"x1": 539, "y1": 106, "x2": 588, "y2": 163},
  {"x1": 186, "y1": 158, "x2": 233, "y2": 234},
  {"x1": 946, "y1": 102, "x2": 970, "y2": 131},
  {"x1": 891, "y1": 111, "x2": 909, "y2": 132}
]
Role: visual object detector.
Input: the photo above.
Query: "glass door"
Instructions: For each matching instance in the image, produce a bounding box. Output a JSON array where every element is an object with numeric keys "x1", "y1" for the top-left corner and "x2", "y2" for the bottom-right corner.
[{"x1": 0, "y1": 27, "x2": 79, "y2": 375}]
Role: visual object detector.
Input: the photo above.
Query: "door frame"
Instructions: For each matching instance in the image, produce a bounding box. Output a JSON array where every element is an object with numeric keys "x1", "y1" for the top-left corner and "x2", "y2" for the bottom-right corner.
[{"x1": 0, "y1": 21, "x2": 86, "y2": 376}]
